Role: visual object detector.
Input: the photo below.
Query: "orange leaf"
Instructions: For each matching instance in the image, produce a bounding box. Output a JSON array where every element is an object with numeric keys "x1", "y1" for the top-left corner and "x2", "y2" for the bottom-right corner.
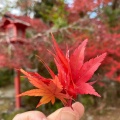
[{"x1": 18, "y1": 70, "x2": 68, "y2": 107}]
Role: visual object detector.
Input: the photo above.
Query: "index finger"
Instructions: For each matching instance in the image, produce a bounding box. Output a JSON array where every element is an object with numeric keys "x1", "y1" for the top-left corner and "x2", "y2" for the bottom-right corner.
[{"x1": 13, "y1": 111, "x2": 47, "y2": 120}]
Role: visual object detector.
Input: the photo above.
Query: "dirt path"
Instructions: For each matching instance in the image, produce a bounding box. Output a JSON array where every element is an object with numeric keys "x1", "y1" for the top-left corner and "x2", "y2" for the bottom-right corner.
[
  {"x1": 82, "y1": 107, "x2": 120, "y2": 120},
  {"x1": 0, "y1": 85, "x2": 15, "y2": 118}
]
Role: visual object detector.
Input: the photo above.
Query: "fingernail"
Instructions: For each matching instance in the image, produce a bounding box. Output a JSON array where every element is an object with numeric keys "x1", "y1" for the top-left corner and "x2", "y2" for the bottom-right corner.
[{"x1": 61, "y1": 111, "x2": 76, "y2": 120}]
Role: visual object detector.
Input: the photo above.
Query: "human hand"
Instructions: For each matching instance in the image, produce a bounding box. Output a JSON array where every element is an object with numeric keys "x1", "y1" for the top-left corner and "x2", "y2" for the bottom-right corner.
[{"x1": 13, "y1": 102, "x2": 84, "y2": 120}]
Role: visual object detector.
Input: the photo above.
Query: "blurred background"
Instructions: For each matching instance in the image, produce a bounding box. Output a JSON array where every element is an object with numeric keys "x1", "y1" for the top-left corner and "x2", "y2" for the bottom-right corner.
[{"x1": 0, "y1": 0, "x2": 120, "y2": 120}]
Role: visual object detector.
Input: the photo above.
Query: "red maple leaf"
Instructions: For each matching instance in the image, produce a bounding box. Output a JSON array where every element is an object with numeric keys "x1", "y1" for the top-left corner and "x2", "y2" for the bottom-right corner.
[
  {"x1": 18, "y1": 34, "x2": 106, "y2": 107},
  {"x1": 51, "y1": 34, "x2": 107, "y2": 98}
]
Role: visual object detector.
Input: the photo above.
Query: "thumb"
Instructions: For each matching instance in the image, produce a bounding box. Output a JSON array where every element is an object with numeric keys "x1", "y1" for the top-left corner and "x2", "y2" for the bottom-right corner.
[{"x1": 47, "y1": 102, "x2": 84, "y2": 120}]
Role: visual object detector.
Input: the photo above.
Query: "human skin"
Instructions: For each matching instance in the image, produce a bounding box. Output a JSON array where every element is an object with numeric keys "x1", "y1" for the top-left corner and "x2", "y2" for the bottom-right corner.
[{"x1": 13, "y1": 102, "x2": 84, "y2": 120}]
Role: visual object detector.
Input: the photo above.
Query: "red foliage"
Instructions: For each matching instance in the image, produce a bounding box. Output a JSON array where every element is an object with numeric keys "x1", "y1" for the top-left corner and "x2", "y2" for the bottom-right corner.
[
  {"x1": 67, "y1": 18, "x2": 120, "y2": 82},
  {"x1": 0, "y1": 14, "x2": 49, "y2": 69},
  {"x1": 18, "y1": 35, "x2": 106, "y2": 107},
  {"x1": 67, "y1": 0, "x2": 112, "y2": 23},
  {"x1": 0, "y1": 39, "x2": 51, "y2": 69},
  {"x1": 0, "y1": 42, "x2": 33, "y2": 68}
]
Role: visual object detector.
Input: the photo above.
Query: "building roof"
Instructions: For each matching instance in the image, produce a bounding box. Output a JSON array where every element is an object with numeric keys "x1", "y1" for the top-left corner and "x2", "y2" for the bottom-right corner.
[
  {"x1": 0, "y1": 14, "x2": 30, "y2": 27},
  {"x1": 0, "y1": 13, "x2": 48, "y2": 32}
]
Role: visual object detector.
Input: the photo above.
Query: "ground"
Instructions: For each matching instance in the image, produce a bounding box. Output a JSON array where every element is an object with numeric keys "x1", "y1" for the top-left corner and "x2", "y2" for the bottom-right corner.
[
  {"x1": 0, "y1": 85, "x2": 120, "y2": 120},
  {"x1": 82, "y1": 107, "x2": 120, "y2": 120},
  {"x1": 0, "y1": 85, "x2": 15, "y2": 119}
]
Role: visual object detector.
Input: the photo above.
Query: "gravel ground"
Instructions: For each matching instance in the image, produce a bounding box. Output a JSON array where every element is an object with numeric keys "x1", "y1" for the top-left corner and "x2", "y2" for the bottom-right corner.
[
  {"x1": 0, "y1": 85, "x2": 15, "y2": 119},
  {"x1": 0, "y1": 85, "x2": 120, "y2": 120}
]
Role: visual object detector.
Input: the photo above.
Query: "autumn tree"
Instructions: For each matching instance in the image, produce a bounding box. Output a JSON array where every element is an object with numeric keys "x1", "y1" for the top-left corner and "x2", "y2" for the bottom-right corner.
[{"x1": 0, "y1": 0, "x2": 120, "y2": 111}]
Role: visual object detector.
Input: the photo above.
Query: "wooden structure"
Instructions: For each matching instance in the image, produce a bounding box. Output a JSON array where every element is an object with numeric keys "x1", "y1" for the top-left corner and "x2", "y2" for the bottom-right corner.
[
  {"x1": 0, "y1": 13, "x2": 47, "y2": 109},
  {"x1": 0, "y1": 14, "x2": 31, "y2": 43}
]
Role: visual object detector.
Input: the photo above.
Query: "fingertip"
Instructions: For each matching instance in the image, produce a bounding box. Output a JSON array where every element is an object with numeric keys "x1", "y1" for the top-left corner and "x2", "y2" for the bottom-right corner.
[
  {"x1": 72, "y1": 102, "x2": 84, "y2": 118},
  {"x1": 48, "y1": 102, "x2": 84, "y2": 120},
  {"x1": 13, "y1": 111, "x2": 47, "y2": 120},
  {"x1": 47, "y1": 108, "x2": 62, "y2": 120}
]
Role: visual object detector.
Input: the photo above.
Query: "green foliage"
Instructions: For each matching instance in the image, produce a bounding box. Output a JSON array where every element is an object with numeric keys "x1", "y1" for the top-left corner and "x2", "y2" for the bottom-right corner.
[
  {"x1": 34, "y1": 0, "x2": 68, "y2": 28},
  {"x1": 37, "y1": 62, "x2": 52, "y2": 78},
  {"x1": 80, "y1": 95, "x2": 95, "y2": 109},
  {"x1": 34, "y1": 0, "x2": 55, "y2": 19},
  {"x1": 1, "y1": 109, "x2": 25, "y2": 120},
  {"x1": 49, "y1": 61, "x2": 57, "y2": 74},
  {"x1": 0, "y1": 68, "x2": 14, "y2": 87},
  {"x1": 104, "y1": 6, "x2": 120, "y2": 27}
]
